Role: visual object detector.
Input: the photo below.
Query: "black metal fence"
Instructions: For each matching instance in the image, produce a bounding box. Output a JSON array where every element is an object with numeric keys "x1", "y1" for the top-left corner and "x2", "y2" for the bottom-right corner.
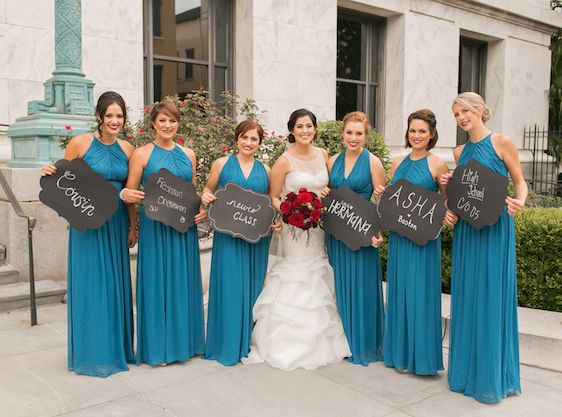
[{"x1": 523, "y1": 125, "x2": 561, "y2": 195}]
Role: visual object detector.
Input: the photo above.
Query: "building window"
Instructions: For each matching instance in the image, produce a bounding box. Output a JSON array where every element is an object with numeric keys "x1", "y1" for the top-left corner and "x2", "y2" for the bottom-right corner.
[
  {"x1": 153, "y1": 0, "x2": 162, "y2": 37},
  {"x1": 143, "y1": 0, "x2": 233, "y2": 103},
  {"x1": 336, "y1": 10, "x2": 384, "y2": 129},
  {"x1": 185, "y1": 48, "x2": 195, "y2": 79},
  {"x1": 457, "y1": 36, "x2": 487, "y2": 144}
]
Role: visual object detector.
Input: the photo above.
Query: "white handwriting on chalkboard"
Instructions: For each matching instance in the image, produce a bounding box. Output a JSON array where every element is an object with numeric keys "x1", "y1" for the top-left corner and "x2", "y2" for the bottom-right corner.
[
  {"x1": 233, "y1": 211, "x2": 257, "y2": 226},
  {"x1": 456, "y1": 197, "x2": 480, "y2": 220},
  {"x1": 157, "y1": 177, "x2": 184, "y2": 198},
  {"x1": 398, "y1": 214, "x2": 417, "y2": 230},
  {"x1": 157, "y1": 196, "x2": 187, "y2": 213},
  {"x1": 387, "y1": 185, "x2": 437, "y2": 224},
  {"x1": 226, "y1": 200, "x2": 261, "y2": 213},
  {"x1": 327, "y1": 199, "x2": 372, "y2": 235},
  {"x1": 461, "y1": 169, "x2": 485, "y2": 202},
  {"x1": 56, "y1": 171, "x2": 95, "y2": 216}
]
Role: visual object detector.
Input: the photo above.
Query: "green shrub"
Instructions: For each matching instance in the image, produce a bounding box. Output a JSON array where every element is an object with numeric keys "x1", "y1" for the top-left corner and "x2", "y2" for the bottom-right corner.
[{"x1": 515, "y1": 207, "x2": 562, "y2": 311}]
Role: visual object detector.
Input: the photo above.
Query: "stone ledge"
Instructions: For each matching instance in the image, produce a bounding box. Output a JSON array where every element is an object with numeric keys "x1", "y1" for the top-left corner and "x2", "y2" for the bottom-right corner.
[
  {"x1": 0, "y1": 279, "x2": 66, "y2": 312},
  {"x1": 0, "y1": 263, "x2": 19, "y2": 284}
]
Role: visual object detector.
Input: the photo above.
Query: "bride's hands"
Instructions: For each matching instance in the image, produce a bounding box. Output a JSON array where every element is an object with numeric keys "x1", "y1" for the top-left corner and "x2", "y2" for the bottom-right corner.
[{"x1": 371, "y1": 233, "x2": 384, "y2": 248}]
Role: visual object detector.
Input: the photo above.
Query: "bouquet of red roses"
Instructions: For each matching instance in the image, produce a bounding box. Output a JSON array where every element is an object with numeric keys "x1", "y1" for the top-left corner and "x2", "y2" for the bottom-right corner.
[{"x1": 280, "y1": 187, "x2": 324, "y2": 231}]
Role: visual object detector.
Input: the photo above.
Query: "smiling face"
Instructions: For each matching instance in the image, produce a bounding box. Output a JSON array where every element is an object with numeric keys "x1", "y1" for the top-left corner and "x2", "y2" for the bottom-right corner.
[
  {"x1": 152, "y1": 111, "x2": 179, "y2": 141},
  {"x1": 97, "y1": 102, "x2": 124, "y2": 137},
  {"x1": 407, "y1": 118, "x2": 432, "y2": 151},
  {"x1": 236, "y1": 128, "x2": 261, "y2": 157},
  {"x1": 343, "y1": 120, "x2": 366, "y2": 151},
  {"x1": 453, "y1": 102, "x2": 483, "y2": 132},
  {"x1": 291, "y1": 115, "x2": 316, "y2": 145}
]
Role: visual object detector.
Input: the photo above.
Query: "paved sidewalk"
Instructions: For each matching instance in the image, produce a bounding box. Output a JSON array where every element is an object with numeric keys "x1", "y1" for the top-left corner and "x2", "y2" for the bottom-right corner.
[{"x1": 1, "y1": 304, "x2": 561, "y2": 417}]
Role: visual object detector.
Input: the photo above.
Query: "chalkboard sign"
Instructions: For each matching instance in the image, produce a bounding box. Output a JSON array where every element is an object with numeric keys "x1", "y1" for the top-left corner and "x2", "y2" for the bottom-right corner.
[
  {"x1": 378, "y1": 179, "x2": 447, "y2": 246},
  {"x1": 208, "y1": 183, "x2": 276, "y2": 243},
  {"x1": 323, "y1": 186, "x2": 381, "y2": 251},
  {"x1": 39, "y1": 158, "x2": 119, "y2": 231},
  {"x1": 143, "y1": 168, "x2": 201, "y2": 233},
  {"x1": 446, "y1": 160, "x2": 508, "y2": 229}
]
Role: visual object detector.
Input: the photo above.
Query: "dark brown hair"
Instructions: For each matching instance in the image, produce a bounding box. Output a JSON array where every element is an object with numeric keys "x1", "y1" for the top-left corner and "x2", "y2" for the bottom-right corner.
[
  {"x1": 404, "y1": 109, "x2": 438, "y2": 150},
  {"x1": 95, "y1": 91, "x2": 127, "y2": 139},
  {"x1": 287, "y1": 109, "x2": 317, "y2": 143},
  {"x1": 234, "y1": 120, "x2": 264, "y2": 144}
]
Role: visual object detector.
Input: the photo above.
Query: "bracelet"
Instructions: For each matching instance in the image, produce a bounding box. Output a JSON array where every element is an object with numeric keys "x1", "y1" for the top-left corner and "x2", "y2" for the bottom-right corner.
[{"x1": 119, "y1": 188, "x2": 127, "y2": 201}]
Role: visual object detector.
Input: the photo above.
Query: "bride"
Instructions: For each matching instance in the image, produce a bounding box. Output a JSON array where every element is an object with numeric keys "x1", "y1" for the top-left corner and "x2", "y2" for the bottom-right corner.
[{"x1": 243, "y1": 109, "x2": 351, "y2": 370}]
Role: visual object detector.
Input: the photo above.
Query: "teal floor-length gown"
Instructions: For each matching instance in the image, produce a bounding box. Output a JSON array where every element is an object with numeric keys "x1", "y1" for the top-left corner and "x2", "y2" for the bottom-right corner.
[
  {"x1": 67, "y1": 136, "x2": 134, "y2": 377},
  {"x1": 384, "y1": 155, "x2": 443, "y2": 375},
  {"x1": 448, "y1": 134, "x2": 520, "y2": 403},
  {"x1": 204, "y1": 155, "x2": 271, "y2": 365},
  {"x1": 326, "y1": 149, "x2": 384, "y2": 365},
  {"x1": 136, "y1": 143, "x2": 205, "y2": 365}
]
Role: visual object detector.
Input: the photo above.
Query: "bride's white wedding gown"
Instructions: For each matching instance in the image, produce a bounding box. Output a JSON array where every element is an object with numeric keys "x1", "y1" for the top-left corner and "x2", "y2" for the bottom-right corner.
[{"x1": 243, "y1": 148, "x2": 351, "y2": 370}]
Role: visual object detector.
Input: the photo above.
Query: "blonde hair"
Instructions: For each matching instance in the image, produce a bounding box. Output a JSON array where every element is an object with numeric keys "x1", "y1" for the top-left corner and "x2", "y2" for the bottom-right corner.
[
  {"x1": 453, "y1": 92, "x2": 491, "y2": 123},
  {"x1": 342, "y1": 111, "x2": 370, "y2": 135}
]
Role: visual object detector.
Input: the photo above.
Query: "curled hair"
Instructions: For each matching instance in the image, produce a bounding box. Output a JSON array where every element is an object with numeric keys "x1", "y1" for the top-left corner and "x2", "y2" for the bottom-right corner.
[
  {"x1": 287, "y1": 108, "x2": 317, "y2": 143},
  {"x1": 95, "y1": 91, "x2": 127, "y2": 139},
  {"x1": 234, "y1": 120, "x2": 264, "y2": 145},
  {"x1": 150, "y1": 99, "x2": 181, "y2": 128},
  {"x1": 342, "y1": 111, "x2": 370, "y2": 135},
  {"x1": 453, "y1": 92, "x2": 491, "y2": 123},
  {"x1": 405, "y1": 109, "x2": 439, "y2": 150}
]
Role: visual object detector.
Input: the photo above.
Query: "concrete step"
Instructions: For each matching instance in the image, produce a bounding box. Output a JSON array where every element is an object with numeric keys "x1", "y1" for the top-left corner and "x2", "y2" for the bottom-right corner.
[
  {"x1": 0, "y1": 263, "x2": 20, "y2": 285},
  {"x1": 0, "y1": 279, "x2": 66, "y2": 312}
]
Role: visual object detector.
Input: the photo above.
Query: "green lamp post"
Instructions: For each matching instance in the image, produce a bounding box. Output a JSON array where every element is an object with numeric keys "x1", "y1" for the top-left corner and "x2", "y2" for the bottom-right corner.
[{"x1": 7, "y1": 0, "x2": 95, "y2": 167}]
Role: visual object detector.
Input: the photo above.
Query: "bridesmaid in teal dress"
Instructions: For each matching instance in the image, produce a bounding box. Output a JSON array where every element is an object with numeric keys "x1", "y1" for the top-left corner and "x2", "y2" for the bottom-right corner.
[
  {"x1": 123, "y1": 99, "x2": 206, "y2": 365},
  {"x1": 325, "y1": 111, "x2": 386, "y2": 365},
  {"x1": 377, "y1": 109, "x2": 456, "y2": 375},
  {"x1": 442, "y1": 92, "x2": 527, "y2": 403},
  {"x1": 41, "y1": 92, "x2": 135, "y2": 377},
  {"x1": 202, "y1": 120, "x2": 277, "y2": 365}
]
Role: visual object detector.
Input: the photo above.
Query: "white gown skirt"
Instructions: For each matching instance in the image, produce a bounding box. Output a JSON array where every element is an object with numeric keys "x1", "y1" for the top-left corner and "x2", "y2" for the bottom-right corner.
[{"x1": 243, "y1": 227, "x2": 351, "y2": 370}]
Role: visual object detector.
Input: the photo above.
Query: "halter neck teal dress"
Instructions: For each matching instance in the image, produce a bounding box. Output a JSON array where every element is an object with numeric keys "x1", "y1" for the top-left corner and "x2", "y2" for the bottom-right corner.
[
  {"x1": 136, "y1": 144, "x2": 205, "y2": 365},
  {"x1": 326, "y1": 149, "x2": 384, "y2": 365},
  {"x1": 204, "y1": 155, "x2": 271, "y2": 365},
  {"x1": 384, "y1": 155, "x2": 443, "y2": 375},
  {"x1": 67, "y1": 136, "x2": 134, "y2": 377},
  {"x1": 448, "y1": 134, "x2": 520, "y2": 403}
]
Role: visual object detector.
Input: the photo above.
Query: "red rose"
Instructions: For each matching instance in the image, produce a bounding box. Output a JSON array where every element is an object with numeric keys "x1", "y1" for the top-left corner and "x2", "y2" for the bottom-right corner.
[
  {"x1": 310, "y1": 209, "x2": 321, "y2": 222},
  {"x1": 299, "y1": 188, "x2": 308, "y2": 194},
  {"x1": 280, "y1": 201, "x2": 292, "y2": 214},
  {"x1": 313, "y1": 199, "x2": 323, "y2": 209},
  {"x1": 288, "y1": 213, "x2": 305, "y2": 228},
  {"x1": 285, "y1": 192, "x2": 296, "y2": 202},
  {"x1": 299, "y1": 206, "x2": 311, "y2": 217},
  {"x1": 296, "y1": 192, "x2": 313, "y2": 205}
]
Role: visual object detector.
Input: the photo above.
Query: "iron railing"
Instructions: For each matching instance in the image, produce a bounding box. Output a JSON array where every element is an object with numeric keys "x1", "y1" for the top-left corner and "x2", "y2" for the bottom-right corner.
[
  {"x1": 523, "y1": 125, "x2": 561, "y2": 195},
  {"x1": 0, "y1": 170, "x2": 37, "y2": 326}
]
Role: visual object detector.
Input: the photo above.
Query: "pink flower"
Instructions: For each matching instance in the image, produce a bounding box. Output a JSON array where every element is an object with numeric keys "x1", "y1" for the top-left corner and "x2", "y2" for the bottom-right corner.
[
  {"x1": 181, "y1": 100, "x2": 187, "y2": 107},
  {"x1": 271, "y1": 131, "x2": 275, "y2": 136},
  {"x1": 138, "y1": 129, "x2": 144, "y2": 133},
  {"x1": 221, "y1": 146, "x2": 228, "y2": 153},
  {"x1": 177, "y1": 137, "x2": 184, "y2": 144},
  {"x1": 212, "y1": 119, "x2": 220, "y2": 125},
  {"x1": 197, "y1": 127, "x2": 206, "y2": 132},
  {"x1": 144, "y1": 106, "x2": 151, "y2": 113},
  {"x1": 65, "y1": 125, "x2": 72, "y2": 130},
  {"x1": 263, "y1": 131, "x2": 269, "y2": 137},
  {"x1": 199, "y1": 85, "x2": 205, "y2": 91},
  {"x1": 278, "y1": 135, "x2": 283, "y2": 139},
  {"x1": 127, "y1": 135, "x2": 134, "y2": 139}
]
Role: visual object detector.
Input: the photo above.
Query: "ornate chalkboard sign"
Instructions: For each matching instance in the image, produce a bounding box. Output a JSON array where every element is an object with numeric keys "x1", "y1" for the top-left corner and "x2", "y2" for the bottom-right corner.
[
  {"x1": 378, "y1": 179, "x2": 447, "y2": 246},
  {"x1": 143, "y1": 168, "x2": 201, "y2": 233},
  {"x1": 323, "y1": 186, "x2": 381, "y2": 251},
  {"x1": 39, "y1": 158, "x2": 119, "y2": 231},
  {"x1": 208, "y1": 183, "x2": 276, "y2": 243},
  {"x1": 446, "y1": 160, "x2": 508, "y2": 229}
]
